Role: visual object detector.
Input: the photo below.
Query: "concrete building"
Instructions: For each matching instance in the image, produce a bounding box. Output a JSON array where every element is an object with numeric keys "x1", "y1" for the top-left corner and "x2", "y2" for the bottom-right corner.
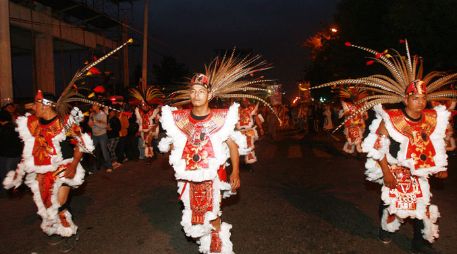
[{"x1": 0, "y1": 0, "x2": 134, "y2": 100}]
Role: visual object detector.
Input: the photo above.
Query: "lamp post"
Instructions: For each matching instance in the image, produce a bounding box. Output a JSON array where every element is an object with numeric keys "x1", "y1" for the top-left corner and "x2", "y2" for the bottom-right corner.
[{"x1": 141, "y1": 0, "x2": 149, "y2": 90}]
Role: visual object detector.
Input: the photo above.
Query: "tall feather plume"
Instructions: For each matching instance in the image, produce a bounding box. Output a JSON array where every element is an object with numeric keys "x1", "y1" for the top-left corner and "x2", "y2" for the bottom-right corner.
[
  {"x1": 55, "y1": 38, "x2": 134, "y2": 118},
  {"x1": 339, "y1": 86, "x2": 368, "y2": 101},
  {"x1": 129, "y1": 86, "x2": 164, "y2": 105},
  {"x1": 170, "y1": 49, "x2": 281, "y2": 123},
  {"x1": 304, "y1": 40, "x2": 457, "y2": 132}
]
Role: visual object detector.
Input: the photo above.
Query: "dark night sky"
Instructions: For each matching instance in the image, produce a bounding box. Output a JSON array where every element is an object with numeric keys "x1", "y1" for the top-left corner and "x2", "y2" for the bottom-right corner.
[{"x1": 130, "y1": 0, "x2": 340, "y2": 99}]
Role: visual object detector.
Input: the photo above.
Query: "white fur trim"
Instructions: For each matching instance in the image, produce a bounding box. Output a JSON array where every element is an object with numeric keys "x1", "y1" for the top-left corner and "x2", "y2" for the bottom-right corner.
[
  {"x1": 158, "y1": 137, "x2": 173, "y2": 153},
  {"x1": 198, "y1": 222, "x2": 234, "y2": 254},
  {"x1": 16, "y1": 115, "x2": 65, "y2": 173},
  {"x1": 229, "y1": 131, "x2": 249, "y2": 156},
  {"x1": 364, "y1": 159, "x2": 384, "y2": 184},
  {"x1": 380, "y1": 208, "x2": 402, "y2": 232},
  {"x1": 179, "y1": 178, "x2": 229, "y2": 238},
  {"x1": 374, "y1": 105, "x2": 449, "y2": 177},
  {"x1": 3, "y1": 162, "x2": 26, "y2": 189},
  {"x1": 135, "y1": 107, "x2": 142, "y2": 131},
  {"x1": 422, "y1": 205, "x2": 440, "y2": 243},
  {"x1": 24, "y1": 158, "x2": 84, "y2": 237},
  {"x1": 361, "y1": 113, "x2": 390, "y2": 160},
  {"x1": 160, "y1": 103, "x2": 241, "y2": 182},
  {"x1": 77, "y1": 132, "x2": 95, "y2": 154},
  {"x1": 424, "y1": 105, "x2": 449, "y2": 176},
  {"x1": 55, "y1": 210, "x2": 78, "y2": 237},
  {"x1": 380, "y1": 177, "x2": 430, "y2": 220}
]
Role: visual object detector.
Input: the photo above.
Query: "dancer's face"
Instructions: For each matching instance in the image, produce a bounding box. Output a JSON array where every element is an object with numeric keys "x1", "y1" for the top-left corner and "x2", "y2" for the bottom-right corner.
[
  {"x1": 190, "y1": 85, "x2": 211, "y2": 108},
  {"x1": 404, "y1": 94, "x2": 426, "y2": 114},
  {"x1": 33, "y1": 102, "x2": 52, "y2": 118}
]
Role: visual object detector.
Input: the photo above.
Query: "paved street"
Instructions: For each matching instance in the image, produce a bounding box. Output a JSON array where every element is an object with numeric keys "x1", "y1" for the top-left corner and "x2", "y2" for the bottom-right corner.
[{"x1": 1, "y1": 132, "x2": 456, "y2": 254}]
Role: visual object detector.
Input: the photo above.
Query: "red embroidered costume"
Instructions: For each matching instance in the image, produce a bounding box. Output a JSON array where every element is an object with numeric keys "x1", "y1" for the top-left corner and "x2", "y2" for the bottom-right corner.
[
  {"x1": 3, "y1": 107, "x2": 94, "y2": 237},
  {"x1": 135, "y1": 106, "x2": 160, "y2": 157},
  {"x1": 363, "y1": 104, "x2": 449, "y2": 241},
  {"x1": 158, "y1": 50, "x2": 276, "y2": 253},
  {"x1": 236, "y1": 102, "x2": 263, "y2": 163},
  {"x1": 2, "y1": 39, "x2": 131, "y2": 239},
  {"x1": 340, "y1": 101, "x2": 367, "y2": 154},
  {"x1": 130, "y1": 86, "x2": 164, "y2": 158},
  {"x1": 159, "y1": 103, "x2": 247, "y2": 253},
  {"x1": 306, "y1": 40, "x2": 457, "y2": 250}
]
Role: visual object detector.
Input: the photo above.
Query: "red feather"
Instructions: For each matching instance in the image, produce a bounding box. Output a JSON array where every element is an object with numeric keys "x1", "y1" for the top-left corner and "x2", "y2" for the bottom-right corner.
[
  {"x1": 87, "y1": 67, "x2": 101, "y2": 75},
  {"x1": 93, "y1": 85, "x2": 105, "y2": 94}
]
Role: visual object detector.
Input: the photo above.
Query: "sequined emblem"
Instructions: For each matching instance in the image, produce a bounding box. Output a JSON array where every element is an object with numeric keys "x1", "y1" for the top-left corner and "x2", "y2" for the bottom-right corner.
[{"x1": 189, "y1": 181, "x2": 213, "y2": 225}]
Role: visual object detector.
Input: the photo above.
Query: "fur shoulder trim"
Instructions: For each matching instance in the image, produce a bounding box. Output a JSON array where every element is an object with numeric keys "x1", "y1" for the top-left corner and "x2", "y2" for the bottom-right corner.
[
  {"x1": 374, "y1": 105, "x2": 448, "y2": 176},
  {"x1": 425, "y1": 105, "x2": 450, "y2": 176},
  {"x1": 362, "y1": 112, "x2": 390, "y2": 160},
  {"x1": 160, "y1": 104, "x2": 241, "y2": 182},
  {"x1": 16, "y1": 115, "x2": 66, "y2": 173}
]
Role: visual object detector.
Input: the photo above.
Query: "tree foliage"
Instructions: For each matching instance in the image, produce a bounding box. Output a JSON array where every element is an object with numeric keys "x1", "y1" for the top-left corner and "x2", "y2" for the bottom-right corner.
[
  {"x1": 306, "y1": 0, "x2": 457, "y2": 94},
  {"x1": 152, "y1": 56, "x2": 190, "y2": 91}
]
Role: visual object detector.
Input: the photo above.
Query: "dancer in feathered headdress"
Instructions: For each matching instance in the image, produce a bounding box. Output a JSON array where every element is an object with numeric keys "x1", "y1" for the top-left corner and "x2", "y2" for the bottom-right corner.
[
  {"x1": 130, "y1": 86, "x2": 164, "y2": 159},
  {"x1": 3, "y1": 39, "x2": 132, "y2": 251},
  {"x1": 236, "y1": 98, "x2": 265, "y2": 165},
  {"x1": 158, "y1": 50, "x2": 276, "y2": 253},
  {"x1": 307, "y1": 40, "x2": 456, "y2": 253},
  {"x1": 338, "y1": 86, "x2": 368, "y2": 154}
]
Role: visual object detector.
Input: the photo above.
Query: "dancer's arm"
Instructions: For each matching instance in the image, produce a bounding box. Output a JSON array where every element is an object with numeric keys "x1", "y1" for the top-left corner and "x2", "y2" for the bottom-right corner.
[
  {"x1": 376, "y1": 121, "x2": 397, "y2": 188},
  {"x1": 226, "y1": 138, "x2": 240, "y2": 191}
]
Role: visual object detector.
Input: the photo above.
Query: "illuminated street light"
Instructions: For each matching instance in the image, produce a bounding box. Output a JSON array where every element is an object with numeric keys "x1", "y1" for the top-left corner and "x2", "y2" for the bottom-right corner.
[{"x1": 330, "y1": 27, "x2": 338, "y2": 33}]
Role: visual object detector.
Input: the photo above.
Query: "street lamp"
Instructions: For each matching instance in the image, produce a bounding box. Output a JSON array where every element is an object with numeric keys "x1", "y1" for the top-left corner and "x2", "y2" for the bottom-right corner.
[{"x1": 330, "y1": 27, "x2": 338, "y2": 33}]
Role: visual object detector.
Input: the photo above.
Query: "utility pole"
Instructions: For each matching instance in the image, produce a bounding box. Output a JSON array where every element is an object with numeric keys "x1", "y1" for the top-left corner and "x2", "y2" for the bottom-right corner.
[
  {"x1": 0, "y1": 0, "x2": 13, "y2": 99},
  {"x1": 141, "y1": 0, "x2": 149, "y2": 90}
]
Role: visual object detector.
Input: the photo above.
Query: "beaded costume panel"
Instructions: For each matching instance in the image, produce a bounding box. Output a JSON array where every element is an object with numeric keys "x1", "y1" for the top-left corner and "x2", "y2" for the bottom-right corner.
[
  {"x1": 387, "y1": 109, "x2": 437, "y2": 170},
  {"x1": 388, "y1": 165, "x2": 423, "y2": 210},
  {"x1": 27, "y1": 115, "x2": 65, "y2": 166},
  {"x1": 172, "y1": 109, "x2": 228, "y2": 171},
  {"x1": 238, "y1": 105, "x2": 256, "y2": 128}
]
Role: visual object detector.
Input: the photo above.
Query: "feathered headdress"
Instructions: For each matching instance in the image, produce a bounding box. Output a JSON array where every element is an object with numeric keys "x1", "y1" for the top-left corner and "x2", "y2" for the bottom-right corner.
[
  {"x1": 303, "y1": 39, "x2": 457, "y2": 130},
  {"x1": 338, "y1": 86, "x2": 368, "y2": 102},
  {"x1": 36, "y1": 38, "x2": 134, "y2": 117},
  {"x1": 169, "y1": 49, "x2": 280, "y2": 122},
  {"x1": 129, "y1": 86, "x2": 165, "y2": 106}
]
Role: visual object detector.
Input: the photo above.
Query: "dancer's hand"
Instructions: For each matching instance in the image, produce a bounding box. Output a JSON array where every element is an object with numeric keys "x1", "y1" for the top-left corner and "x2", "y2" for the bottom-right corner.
[
  {"x1": 383, "y1": 172, "x2": 397, "y2": 189},
  {"x1": 435, "y1": 171, "x2": 448, "y2": 179},
  {"x1": 230, "y1": 173, "x2": 240, "y2": 192},
  {"x1": 63, "y1": 164, "x2": 77, "y2": 179}
]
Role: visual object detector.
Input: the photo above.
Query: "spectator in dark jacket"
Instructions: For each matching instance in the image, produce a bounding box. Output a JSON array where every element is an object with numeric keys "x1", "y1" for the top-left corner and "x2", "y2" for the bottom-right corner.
[
  {"x1": 107, "y1": 109, "x2": 121, "y2": 169},
  {"x1": 126, "y1": 113, "x2": 139, "y2": 160},
  {"x1": 0, "y1": 104, "x2": 23, "y2": 190}
]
